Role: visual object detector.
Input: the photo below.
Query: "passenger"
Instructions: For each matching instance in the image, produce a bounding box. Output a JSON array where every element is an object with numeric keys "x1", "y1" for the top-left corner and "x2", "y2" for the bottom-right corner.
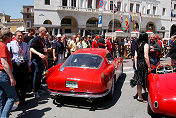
[{"x1": 130, "y1": 32, "x2": 151, "y2": 102}]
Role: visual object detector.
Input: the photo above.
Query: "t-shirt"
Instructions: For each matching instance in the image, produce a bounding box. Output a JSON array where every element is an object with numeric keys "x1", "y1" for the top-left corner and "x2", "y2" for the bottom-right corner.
[
  {"x1": 0, "y1": 42, "x2": 12, "y2": 70},
  {"x1": 30, "y1": 36, "x2": 45, "y2": 60},
  {"x1": 24, "y1": 35, "x2": 34, "y2": 44}
]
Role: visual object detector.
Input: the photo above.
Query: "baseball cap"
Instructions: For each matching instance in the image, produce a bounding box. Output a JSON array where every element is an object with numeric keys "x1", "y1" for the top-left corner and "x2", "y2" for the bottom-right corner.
[
  {"x1": 95, "y1": 36, "x2": 100, "y2": 39},
  {"x1": 155, "y1": 35, "x2": 159, "y2": 39}
]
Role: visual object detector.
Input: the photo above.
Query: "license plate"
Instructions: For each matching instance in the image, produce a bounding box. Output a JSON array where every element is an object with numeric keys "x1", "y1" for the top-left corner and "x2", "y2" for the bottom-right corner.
[{"x1": 66, "y1": 81, "x2": 78, "y2": 88}]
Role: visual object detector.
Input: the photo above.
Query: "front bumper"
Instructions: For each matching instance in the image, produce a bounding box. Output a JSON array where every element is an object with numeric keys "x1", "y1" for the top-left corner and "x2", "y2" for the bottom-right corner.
[{"x1": 48, "y1": 89, "x2": 110, "y2": 98}]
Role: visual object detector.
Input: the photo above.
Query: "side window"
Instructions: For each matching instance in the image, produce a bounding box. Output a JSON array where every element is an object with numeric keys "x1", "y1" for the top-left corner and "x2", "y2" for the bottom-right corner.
[
  {"x1": 106, "y1": 53, "x2": 114, "y2": 63},
  {"x1": 45, "y1": 0, "x2": 50, "y2": 5}
]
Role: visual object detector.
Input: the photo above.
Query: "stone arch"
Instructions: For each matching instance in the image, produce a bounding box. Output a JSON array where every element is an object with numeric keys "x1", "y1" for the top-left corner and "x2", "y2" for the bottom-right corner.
[
  {"x1": 146, "y1": 22, "x2": 156, "y2": 32},
  {"x1": 61, "y1": 16, "x2": 78, "y2": 34},
  {"x1": 170, "y1": 25, "x2": 176, "y2": 36},
  {"x1": 43, "y1": 20, "x2": 52, "y2": 25},
  {"x1": 86, "y1": 17, "x2": 98, "y2": 28},
  {"x1": 108, "y1": 19, "x2": 121, "y2": 32}
]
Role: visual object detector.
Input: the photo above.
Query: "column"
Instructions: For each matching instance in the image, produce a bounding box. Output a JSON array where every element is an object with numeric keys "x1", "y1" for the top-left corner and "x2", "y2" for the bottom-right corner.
[
  {"x1": 105, "y1": 0, "x2": 109, "y2": 11},
  {"x1": 92, "y1": 0, "x2": 96, "y2": 9},
  {"x1": 79, "y1": 0, "x2": 82, "y2": 8},
  {"x1": 58, "y1": 28, "x2": 60, "y2": 34},
  {"x1": 76, "y1": 0, "x2": 79, "y2": 7},
  {"x1": 84, "y1": 0, "x2": 87, "y2": 8},
  {"x1": 52, "y1": 28, "x2": 55, "y2": 36},
  {"x1": 78, "y1": 28, "x2": 81, "y2": 33},
  {"x1": 101, "y1": 29, "x2": 103, "y2": 35},
  {"x1": 134, "y1": 3, "x2": 136, "y2": 13},
  {"x1": 83, "y1": 29, "x2": 85, "y2": 36}
]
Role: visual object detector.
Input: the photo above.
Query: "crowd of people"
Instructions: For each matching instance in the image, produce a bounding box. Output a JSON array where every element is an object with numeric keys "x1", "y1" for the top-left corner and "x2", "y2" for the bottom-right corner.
[{"x1": 0, "y1": 26, "x2": 176, "y2": 117}]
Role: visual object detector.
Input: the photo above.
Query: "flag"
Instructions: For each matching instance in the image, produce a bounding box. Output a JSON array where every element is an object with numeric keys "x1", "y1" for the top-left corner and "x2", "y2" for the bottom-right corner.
[
  {"x1": 131, "y1": 12, "x2": 133, "y2": 23},
  {"x1": 126, "y1": 16, "x2": 129, "y2": 30},
  {"x1": 114, "y1": 4, "x2": 118, "y2": 13},
  {"x1": 129, "y1": 12, "x2": 132, "y2": 24},
  {"x1": 121, "y1": 13, "x2": 123, "y2": 24},
  {"x1": 134, "y1": 21, "x2": 137, "y2": 31},
  {"x1": 139, "y1": 12, "x2": 142, "y2": 23},
  {"x1": 171, "y1": 10, "x2": 174, "y2": 22}
]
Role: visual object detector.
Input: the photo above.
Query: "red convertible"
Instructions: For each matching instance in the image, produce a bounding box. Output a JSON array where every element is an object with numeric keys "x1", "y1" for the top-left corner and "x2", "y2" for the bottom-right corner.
[
  {"x1": 147, "y1": 63, "x2": 176, "y2": 117},
  {"x1": 45, "y1": 48, "x2": 123, "y2": 102}
]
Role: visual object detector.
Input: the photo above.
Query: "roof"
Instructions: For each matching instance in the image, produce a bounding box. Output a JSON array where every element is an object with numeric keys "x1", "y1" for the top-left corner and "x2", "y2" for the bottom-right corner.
[{"x1": 73, "y1": 48, "x2": 109, "y2": 58}]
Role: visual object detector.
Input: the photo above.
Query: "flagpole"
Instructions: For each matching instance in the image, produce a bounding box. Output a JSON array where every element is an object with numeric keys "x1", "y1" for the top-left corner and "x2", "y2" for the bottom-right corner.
[{"x1": 112, "y1": 0, "x2": 114, "y2": 38}]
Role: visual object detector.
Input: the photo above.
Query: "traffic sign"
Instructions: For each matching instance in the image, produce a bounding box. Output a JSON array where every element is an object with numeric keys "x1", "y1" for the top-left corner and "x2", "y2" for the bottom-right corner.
[
  {"x1": 99, "y1": 0, "x2": 104, "y2": 8},
  {"x1": 98, "y1": 14, "x2": 102, "y2": 27}
]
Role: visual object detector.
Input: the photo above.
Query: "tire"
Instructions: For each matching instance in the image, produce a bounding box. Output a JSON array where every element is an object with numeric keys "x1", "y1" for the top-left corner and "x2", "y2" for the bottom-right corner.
[
  {"x1": 107, "y1": 78, "x2": 115, "y2": 98},
  {"x1": 147, "y1": 103, "x2": 162, "y2": 118}
]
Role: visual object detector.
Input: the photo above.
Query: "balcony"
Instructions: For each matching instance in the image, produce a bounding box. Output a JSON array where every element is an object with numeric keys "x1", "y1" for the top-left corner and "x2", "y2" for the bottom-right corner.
[{"x1": 57, "y1": 6, "x2": 101, "y2": 13}]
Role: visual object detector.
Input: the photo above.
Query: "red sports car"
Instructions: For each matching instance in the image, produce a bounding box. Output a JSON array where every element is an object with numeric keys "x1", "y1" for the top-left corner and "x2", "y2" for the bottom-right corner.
[
  {"x1": 147, "y1": 63, "x2": 176, "y2": 117},
  {"x1": 45, "y1": 48, "x2": 123, "y2": 101}
]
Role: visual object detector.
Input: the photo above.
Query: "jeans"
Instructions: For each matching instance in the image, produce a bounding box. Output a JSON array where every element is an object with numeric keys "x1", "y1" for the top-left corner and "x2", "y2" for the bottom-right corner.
[
  {"x1": 57, "y1": 54, "x2": 64, "y2": 65},
  {"x1": 31, "y1": 59, "x2": 44, "y2": 92},
  {"x1": 0, "y1": 72, "x2": 17, "y2": 118}
]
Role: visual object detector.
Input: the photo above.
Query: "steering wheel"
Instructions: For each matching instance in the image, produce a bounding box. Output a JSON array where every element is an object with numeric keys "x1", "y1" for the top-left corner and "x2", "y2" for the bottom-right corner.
[{"x1": 156, "y1": 63, "x2": 173, "y2": 74}]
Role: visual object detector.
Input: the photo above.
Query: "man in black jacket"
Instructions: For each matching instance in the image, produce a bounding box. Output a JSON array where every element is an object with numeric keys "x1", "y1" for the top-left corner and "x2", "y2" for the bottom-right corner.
[
  {"x1": 149, "y1": 34, "x2": 161, "y2": 66},
  {"x1": 168, "y1": 36, "x2": 176, "y2": 66}
]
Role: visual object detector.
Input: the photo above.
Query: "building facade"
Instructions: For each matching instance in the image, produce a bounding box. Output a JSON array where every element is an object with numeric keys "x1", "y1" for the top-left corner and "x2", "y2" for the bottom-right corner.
[
  {"x1": 21, "y1": 5, "x2": 34, "y2": 30},
  {"x1": 34, "y1": 0, "x2": 176, "y2": 38},
  {"x1": 0, "y1": 13, "x2": 24, "y2": 33}
]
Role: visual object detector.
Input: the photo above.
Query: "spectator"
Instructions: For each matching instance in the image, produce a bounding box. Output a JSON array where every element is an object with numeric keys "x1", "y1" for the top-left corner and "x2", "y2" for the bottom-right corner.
[
  {"x1": 0, "y1": 28, "x2": 17, "y2": 117},
  {"x1": 77, "y1": 38, "x2": 83, "y2": 49},
  {"x1": 23, "y1": 28, "x2": 35, "y2": 44},
  {"x1": 7, "y1": 31, "x2": 31, "y2": 106},
  {"x1": 76, "y1": 33, "x2": 81, "y2": 43},
  {"x1": 82, "y1": 36, "x2": 88, "y2": 48},
  {"x1": 155, "y1": 35, "x2": 163, "y2": 63},
  {"x1": 131, "y1": 34, "x2": 138, "y2": 72},
  {"x1": 87, "y1": 35, "x2": 92, "y2": 48},
  {"x1": 118, "y1": 38, "x2": 125, "y2": 58},
  {"x1": 92, "y1": 36, "x2": 105, "y2": 48},
  {"x1": 69, "y1": 35, "x2": 77, "y2": 54},
  {"x1": 168, "y1": 36, "x2": 176, "y2": 66},
  {"x1": 30, "y1": 27, "x2": 47, "y2": 99},
  {"x1": 131, "y1": 32, "x2": 151, "y2": 102},
  {"x1": 53, "y1": 34, "x2": 64, "y2": 64}
]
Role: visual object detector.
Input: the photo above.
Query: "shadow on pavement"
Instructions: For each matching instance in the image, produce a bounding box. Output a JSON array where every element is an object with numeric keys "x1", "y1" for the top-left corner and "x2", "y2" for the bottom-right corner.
[
  {"x1": 11, "y1": 85, "x2": 52, "y2": 118},
  {"x1": 52, "y1": 73, "x2": 126, "y2": 111}
]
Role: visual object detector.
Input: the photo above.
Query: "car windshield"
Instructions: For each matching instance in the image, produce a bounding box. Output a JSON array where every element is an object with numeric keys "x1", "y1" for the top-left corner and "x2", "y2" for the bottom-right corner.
[
  {"x1": 61, "y1": 54, "x2": 103, "y2": 69},
  {"x1": 151, "y1": 58, "x2": 176, "y2": 74}
]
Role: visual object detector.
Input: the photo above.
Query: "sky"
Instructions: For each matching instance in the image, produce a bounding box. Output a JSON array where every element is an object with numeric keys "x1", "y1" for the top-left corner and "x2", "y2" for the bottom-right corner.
[{"x1": 0, "y1": 0, "x2": 33, "y2": 19}]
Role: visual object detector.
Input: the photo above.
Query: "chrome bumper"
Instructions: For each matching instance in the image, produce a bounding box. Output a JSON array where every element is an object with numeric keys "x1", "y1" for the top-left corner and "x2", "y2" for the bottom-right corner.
[{"x1": 49, "y1": 89, "x2": 110, "y2": 98}]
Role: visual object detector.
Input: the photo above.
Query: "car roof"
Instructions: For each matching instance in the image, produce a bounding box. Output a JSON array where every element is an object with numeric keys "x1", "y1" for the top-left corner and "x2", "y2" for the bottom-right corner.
[{"x1": 73, "y1": 48, "x2": 108, "y2": 58}]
